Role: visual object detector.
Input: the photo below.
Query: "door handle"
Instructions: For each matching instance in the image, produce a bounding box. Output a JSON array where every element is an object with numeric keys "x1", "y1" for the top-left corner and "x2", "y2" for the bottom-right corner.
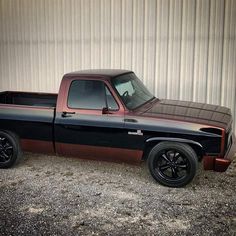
[
  {"x1": 62, "y1": 111, "x2": 75, "y2": 118},
  {"x1": 124, "y1": 118, "x2": 138, "y2": 123}
]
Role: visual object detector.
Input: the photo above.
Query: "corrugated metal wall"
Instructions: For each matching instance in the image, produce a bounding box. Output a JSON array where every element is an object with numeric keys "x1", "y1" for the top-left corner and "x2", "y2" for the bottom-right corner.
[{"x1": 0, "y1": 0, "x2": 235, "y2": 131}]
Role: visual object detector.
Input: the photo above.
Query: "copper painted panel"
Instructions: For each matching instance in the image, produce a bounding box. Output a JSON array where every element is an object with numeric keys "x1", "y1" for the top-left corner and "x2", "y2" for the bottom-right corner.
[
  {"x1": 56, "y1": 142, "x2": 143, "y2": 164},
  {"x1": 21, "y1": 139, "x2": 54, "y2": 154}
]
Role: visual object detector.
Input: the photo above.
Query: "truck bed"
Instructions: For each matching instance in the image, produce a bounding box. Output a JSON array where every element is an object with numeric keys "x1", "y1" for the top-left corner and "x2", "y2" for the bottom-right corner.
[
  {"x1": 0, "y1": 91, "x2": 57, "y2": 108},
  {"x1": 0, "y1": 91, "x2": 56, "y2": 154}
]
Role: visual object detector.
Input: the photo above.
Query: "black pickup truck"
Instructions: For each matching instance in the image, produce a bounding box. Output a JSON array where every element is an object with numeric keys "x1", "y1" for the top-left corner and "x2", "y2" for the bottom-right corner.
[{"x1": 0, "y1": 70, "x2": 235, "y2": 187}]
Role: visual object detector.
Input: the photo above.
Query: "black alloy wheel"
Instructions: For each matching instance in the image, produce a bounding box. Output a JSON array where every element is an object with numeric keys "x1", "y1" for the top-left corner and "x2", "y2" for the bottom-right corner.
[
  {"x1": 0, "y1": 131, "x2": 21, "y2": 168},
  {"x1": 0, "y1": 136, "x2": 14, "y2": 163},
  {"x1": 156, "y1": 149, "x2": 190, "y2": 180},
  {"x1": 147, "y1": 142, "x2": 198, "y2": 187}
]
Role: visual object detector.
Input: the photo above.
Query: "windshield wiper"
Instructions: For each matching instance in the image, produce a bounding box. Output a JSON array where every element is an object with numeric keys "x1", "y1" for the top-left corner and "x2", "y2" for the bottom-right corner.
[{"x1": 132, "y1": 96, "x2": 156, "y2": 110}]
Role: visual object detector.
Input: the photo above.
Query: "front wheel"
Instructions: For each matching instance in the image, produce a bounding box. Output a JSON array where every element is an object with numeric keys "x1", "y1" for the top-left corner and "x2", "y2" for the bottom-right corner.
[{"x1": 147, "y1": 142, "x2": 198, "y2": 187}]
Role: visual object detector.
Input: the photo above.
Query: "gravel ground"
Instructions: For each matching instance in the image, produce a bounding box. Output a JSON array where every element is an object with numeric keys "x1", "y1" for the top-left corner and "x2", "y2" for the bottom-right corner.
[{"x1": 0, "y1": 153, "x2": 236, "y2": 236}]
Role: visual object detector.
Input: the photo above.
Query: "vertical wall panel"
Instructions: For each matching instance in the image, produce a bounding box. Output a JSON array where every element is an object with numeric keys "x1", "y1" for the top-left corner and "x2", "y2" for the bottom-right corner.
[
  {"x1": 143, "y1": 0, "x2": 157, "y2": 92},
  {"x1": 155, "y1": 0, "x2": 169, "y2": 98},
  {"x1": 193, "y1": 0, "x2": 210, "y2": 103},
  {"x1": 131, "y1": 0, "x2": 145, "y2": 77},
  {"x1": 221, "y1": 0, "x2": 236, "y2": 132},
  {"x1": 167, "y1": 0, "x2": 182, "y2": 99},
  {"x1": 206, "y1": 0, "x2": 225, "y2": 105},
  {"x1": 179, "y1": 0, "x2": 195, "y2": 101},
  {"x1": 0, "y1": 0, "x2": 235, "y2": 132}
]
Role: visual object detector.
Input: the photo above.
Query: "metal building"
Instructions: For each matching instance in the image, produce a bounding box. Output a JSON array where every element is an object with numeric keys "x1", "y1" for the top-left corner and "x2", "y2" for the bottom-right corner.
[{"x1": 0, "y1": 0, "x2": 235, "y2": 131}]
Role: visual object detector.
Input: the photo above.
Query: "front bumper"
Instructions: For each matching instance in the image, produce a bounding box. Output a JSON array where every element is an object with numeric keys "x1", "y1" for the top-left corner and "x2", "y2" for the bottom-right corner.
[{"x1": 204, "y1": 133, "x2": 236, "y2": 172}]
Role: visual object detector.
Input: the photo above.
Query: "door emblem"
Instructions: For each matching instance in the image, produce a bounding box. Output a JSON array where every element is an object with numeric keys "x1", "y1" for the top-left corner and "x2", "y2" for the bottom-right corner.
[{"x1": 128, "y1": 130, "x2": 143, "y2": 136}]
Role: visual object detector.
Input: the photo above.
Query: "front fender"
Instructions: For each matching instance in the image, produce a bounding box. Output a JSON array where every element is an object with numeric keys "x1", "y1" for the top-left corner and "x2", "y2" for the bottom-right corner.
[{"x1": 144, "y1": 137, "x2": 204, "y2": 160}]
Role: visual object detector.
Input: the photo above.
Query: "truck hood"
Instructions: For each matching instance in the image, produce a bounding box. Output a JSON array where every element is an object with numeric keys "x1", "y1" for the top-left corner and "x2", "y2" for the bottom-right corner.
[{"x1": 135, "y1": 99, "x2": 232, "y2": 131}]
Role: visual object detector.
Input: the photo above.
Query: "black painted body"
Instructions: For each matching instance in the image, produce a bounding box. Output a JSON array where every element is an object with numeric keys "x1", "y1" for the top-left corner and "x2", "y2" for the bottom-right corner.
[{"x1": 0, "y1": 70, "x2": 234, "y2": 162}]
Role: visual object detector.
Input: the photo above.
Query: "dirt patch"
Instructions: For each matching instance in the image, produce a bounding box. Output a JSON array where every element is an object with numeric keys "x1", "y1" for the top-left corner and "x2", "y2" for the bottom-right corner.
[{"x1": 0, "y1": 153, "x2": 235, "y2": 235}]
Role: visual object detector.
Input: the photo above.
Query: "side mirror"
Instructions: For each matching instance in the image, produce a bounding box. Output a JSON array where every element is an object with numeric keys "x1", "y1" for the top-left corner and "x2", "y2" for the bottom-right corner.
[{"x1": 102, "y1": 107, "x2": 111, "y2": 114}]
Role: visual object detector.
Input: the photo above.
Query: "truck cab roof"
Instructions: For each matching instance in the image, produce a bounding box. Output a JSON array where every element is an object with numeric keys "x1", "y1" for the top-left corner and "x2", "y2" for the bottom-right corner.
[{"x1": 64, "y1": 69, "x2": 132, "y2": 79}]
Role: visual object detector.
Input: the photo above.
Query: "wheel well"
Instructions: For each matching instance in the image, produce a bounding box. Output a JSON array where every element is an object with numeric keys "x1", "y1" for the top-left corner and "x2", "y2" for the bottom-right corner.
[
  {"x1": 142, "y1": 141, "x2": 204, "y2": 161},
  {"x1": 0, "y1": 129, "x2": 20, "y2": 141}
]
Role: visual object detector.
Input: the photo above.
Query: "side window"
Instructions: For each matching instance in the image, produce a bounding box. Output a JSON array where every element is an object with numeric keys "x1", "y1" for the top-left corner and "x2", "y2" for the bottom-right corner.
[
  {"x1": 68, "y1": 80, "x2": 106, "y2": 109},
  {"x1": 105, "y1": 87, "x2": 119, "y2": 110}
]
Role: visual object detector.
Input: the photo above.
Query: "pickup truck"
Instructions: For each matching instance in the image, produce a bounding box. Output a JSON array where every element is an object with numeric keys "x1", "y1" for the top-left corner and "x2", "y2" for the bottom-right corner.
[{"x1": 0, "y1": 70, "x2": 235, "y2": 187}]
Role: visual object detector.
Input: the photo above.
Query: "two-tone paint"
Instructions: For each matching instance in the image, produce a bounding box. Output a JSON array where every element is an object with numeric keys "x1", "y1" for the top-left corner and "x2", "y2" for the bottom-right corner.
[{"x1": 0, "y1": 70, "x2": 235, "y2": 171}]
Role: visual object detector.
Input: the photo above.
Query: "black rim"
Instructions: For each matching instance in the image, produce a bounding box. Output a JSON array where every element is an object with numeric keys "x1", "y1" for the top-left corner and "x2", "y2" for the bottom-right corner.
[
  {"x1": 154, "y1": 149, "x2": 190, "y2": 181},
  {"x1": 0, "y1": 136, "x2": 13, "y2": 163}
]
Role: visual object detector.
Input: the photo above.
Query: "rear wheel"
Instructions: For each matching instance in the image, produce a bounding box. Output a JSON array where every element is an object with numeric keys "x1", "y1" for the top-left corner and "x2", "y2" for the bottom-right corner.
[
  {"x1": 0, "y1": 131, "x2": 22, "y2": 168},
  {"x1": 147, "y1": 142, "x2": 198, "y2": 187}
]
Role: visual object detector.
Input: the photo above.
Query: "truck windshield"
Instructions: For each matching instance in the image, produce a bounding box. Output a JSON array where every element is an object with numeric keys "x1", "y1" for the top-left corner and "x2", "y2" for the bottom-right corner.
[{"x1": 112, "y1": 73, "x2": 155, "y2": 110}]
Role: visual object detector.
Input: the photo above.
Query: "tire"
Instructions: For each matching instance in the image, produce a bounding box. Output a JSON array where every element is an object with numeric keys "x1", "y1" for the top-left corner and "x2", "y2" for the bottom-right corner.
[
  {"x1": 147, "y1": 142, "x2": 198, "y2": 187},
  {"x1": 0, "y1": 131, "x2": 22, "y2": 168}
]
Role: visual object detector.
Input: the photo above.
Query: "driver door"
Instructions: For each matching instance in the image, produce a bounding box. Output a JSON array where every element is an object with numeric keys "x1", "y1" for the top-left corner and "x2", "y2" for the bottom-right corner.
[{"x1": 54, "y1": 78, "x2": 142, "y2": 163}]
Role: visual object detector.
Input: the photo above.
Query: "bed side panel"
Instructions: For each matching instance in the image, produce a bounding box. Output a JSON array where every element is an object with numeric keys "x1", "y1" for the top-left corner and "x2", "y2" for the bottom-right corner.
[{"x1": 0, "y1": 106, "x2": 55, "y2": 154}]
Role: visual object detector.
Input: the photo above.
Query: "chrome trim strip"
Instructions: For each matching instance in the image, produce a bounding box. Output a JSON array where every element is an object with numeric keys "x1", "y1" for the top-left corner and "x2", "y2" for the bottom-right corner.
[{"x1": 146, "y1": 137, "x2": 203, "y2": 148}]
